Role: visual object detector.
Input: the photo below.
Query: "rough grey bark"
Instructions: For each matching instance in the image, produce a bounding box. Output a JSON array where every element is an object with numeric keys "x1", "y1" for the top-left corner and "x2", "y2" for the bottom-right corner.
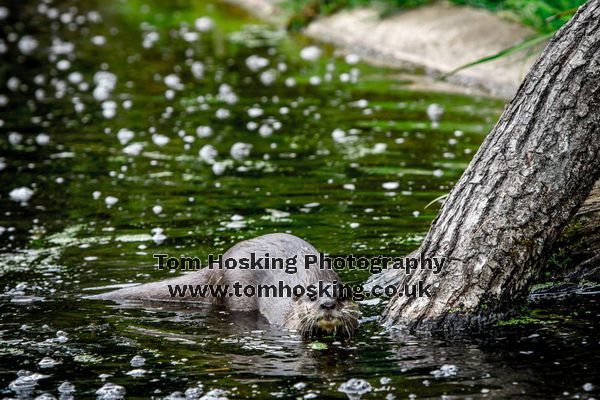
[{"x1": 372, "y1": 0, "x2": 600, "y2": 332}]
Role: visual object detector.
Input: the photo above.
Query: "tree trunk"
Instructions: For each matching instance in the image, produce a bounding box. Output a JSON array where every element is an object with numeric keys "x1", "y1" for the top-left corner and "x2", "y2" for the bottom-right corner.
[{"x1": 373, "y1": 0, "x2": 600, "y2": 332}]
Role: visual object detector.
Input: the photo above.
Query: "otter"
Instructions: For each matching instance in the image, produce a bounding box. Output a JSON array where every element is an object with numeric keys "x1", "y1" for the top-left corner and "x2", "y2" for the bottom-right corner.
[{"x1": 89, "y1": 233, "x2": 361, "y2": 337}]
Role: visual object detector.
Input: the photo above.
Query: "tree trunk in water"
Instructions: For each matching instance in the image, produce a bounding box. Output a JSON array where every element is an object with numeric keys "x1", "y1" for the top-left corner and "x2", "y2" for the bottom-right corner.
[{"x1": 375, "y1": 0, "x2": 600, "y2": 332}]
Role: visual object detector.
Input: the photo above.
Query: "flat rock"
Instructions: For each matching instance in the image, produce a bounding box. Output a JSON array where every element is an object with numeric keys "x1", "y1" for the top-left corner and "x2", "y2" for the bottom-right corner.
[{"x1": 305, "y1": 4, "x2": 541, "y2": 97}]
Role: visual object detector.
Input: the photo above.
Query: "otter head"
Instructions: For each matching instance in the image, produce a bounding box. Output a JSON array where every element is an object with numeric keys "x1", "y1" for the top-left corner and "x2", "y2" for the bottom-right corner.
[{"x1": 285, "y1": 282, "x2": 361, "y2": 337}]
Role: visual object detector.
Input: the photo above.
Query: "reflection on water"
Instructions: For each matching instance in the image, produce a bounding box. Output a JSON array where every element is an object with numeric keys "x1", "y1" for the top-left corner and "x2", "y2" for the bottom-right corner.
[{"x1": 0, "y1": 0, "x2": 598, "y2": 398}]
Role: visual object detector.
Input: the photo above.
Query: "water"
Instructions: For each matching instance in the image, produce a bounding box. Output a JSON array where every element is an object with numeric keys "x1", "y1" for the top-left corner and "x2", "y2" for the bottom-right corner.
[{"x1": 0, "y1": 0, "x2": 598, "y2": 398}]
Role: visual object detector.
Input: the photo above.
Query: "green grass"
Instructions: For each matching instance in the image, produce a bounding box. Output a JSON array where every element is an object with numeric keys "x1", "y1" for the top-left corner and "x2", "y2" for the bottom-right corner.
[{"x1": 283, "y1": 0, "x2": 586, "y2": 33}]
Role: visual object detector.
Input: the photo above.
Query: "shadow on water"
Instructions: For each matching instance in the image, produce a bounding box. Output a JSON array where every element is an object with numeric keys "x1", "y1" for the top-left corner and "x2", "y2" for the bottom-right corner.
[{"x1": 0, "y1": 0, "x2": 598, "y2": 398}]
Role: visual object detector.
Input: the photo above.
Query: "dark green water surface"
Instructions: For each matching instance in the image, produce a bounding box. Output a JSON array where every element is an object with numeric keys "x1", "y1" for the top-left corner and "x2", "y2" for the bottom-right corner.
[{"x1": 0, "y1": 0, "x2": 598, "y2": 398}]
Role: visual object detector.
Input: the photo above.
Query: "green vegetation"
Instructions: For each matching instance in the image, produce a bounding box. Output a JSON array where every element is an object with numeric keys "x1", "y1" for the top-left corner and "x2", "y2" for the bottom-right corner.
[
  {"x1": 309, "y1": 341, "x2": 329, "y2": 350},
  {"x1": 497, "y1": 315, "x2": 549, "y2": 326},
  {"x1": 284, "y1": 0, "x2": 585, "y2": 33},
  {"x1": 539, "y1": 219, "x2": 584, "y2": 279},
  {"x1": 497, "y1": 308, "x2": 560, "y2": 326}
]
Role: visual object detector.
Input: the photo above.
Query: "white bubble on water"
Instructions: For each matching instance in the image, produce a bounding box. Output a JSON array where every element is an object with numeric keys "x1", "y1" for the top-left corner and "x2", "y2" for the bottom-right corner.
[
  {"x1": 230, "y1": 142, "x2": 251, "y2": 160},
  {"x1": 123, "y1": 142, "x2": 143, "y2": 156},
  {"x1": 184, "y1": 384, "x2": 204, "y2": 399},
  {"x1": 58, "y1": 381, "x2": 75, "y2": 395},
  {"x1": 104, "y1": 196, "x2": 118, "y2": 207},
  {"x1": 9, "y1": 132, "x2": 23, "y2": 145},
  {"x1": 35, "y1": 133, "x2": 50, "y2": 146},
  {"x1": 373, "y1": 143, "x2": 387, "y2": 153},
  {"x1": 258, "y1": 124, "x2": 273, "y2": 138},
  {"x1": 93, "y1": 71, "x2": 117, "y2": 101},
  {"x1": 245, "y1": 55, "x2": 269, "y2": 72},
  {"x1": 0, "y1": 7, "x2": 9, "y2": 20},
  {"x1": 343, "y1": 183, "x2": 356, "y2": 191},
  {"x1": 331, "y1": 129, "x2": 347, "y2": 143},
  {"x1": 91, "y1": 35, "x2": 106, "y2": 46},
  {"x1": 9, "y1": 371, "x2": 49, "y2": 395},
  {"x1": 225, "y1": 214, "x2": 246, "y2": 229},
  {"x1": 247, "y1": 107, "x2": 263, "y2": 118},
  {"x1": 142, "y1": 31, "x2": 159, "y2": 49},
  {"x1": 196, "y1": 126, "x2": 213, "y2": 138},
  {"x1": 116, "y1": 128, "x2": 134, "y2": 144},
  {"x1": 93, "y1": 86, "x2": 110, "y2": 101},
  {"x1": 54, "y1": 330, "x2": 68, "y2": 343},
  {"x1": 215, "y1": 108, "x2": 230, "y2": 120},
  {"x1": 163, "y1": 392, "x2": 186, "y2": 400},
  {"x1": 260, "y1": 69, "x2": 277, "y2": 86},
  {"x1": 130, "y1": 355, "x2": 145, "y2": 367},
  {"x1": 7, "y1": 77, "x2": 21, "y2": 92},
  {"x1": 183, "y1": 135, "x2": 195, "y2": 144},
  {"x1": 152, "y1": 134, "x2": 169, "y2": 147},
  {"x1": 38, "y1": 357, "x2": 59, "y2": 368},
  {"x1": 217, "y1": 84, "x2": 238, "y2": 104},
  {"x1": 152, "y1": 205, "x2": 163, "y2": 215},
  {"x1": 164, "y1": 74, "x2": 183, "y2": 90},
  {"x1": 355, "y1": 99, "x2": 368, "y2": 108},
  {"x1": 67, "y1": 72, "x2": 83, "y2": 84},
  {"x1": 182, "y1": 31, "x2": 199, "y2": 42},
  {"x1": 195, "y1": 16, "x2": 214, "y2": 32},
  {"x1": 300, "y1": 46, "x2": 321, "y2": 62},
  {"x1": 345, "y1": 53, "x2": 360, "y2": 65},
  {"x1": 191, "y1": 61, "x2": 204, "y2": 79},
  {"x1": 9, "y1": 187, "x2": 34, "y2": 204},
  {"x1": 338, "y1": 379, "x2": 372, "y2": 397},
  {"x1": 199, "y1": 145, "x2": 218, "y2": 164},
  {"x1": 427, "y1": 103, "x2": 444, "y2": 124},
  {"x1": 18, "y1": 35, "x2": 39, "y2": 55},
  {"x1": 50, "y1": 38, "x2": 74, "y2": 55},
  {"x1": 284, "y1": 77, "x2": 296, "y2": 87},
  {"x1": 56, "y1": 59, "x2": 71, "y2": 71},
  {"x1": 431, "y1": 364, "x2": 458, "y2": 378},
  {"x1": 125, "y1": 369, "x2": 146, "y2": 378},
  {"x1": 101, "y1": 100, "x2": 117, "y2": 119},
  {"x1": 152, "y1": 230, "x2": 167, "y2": 244},
  {"x1": 210, "y1": 161, "x2": 225, "y2": 176},
  {"x1": 95, "y1": 383, "x2": 125, "y2": 400},
  {"x1": 293, "y1": 382, "x2": 307, "y2": 391}
]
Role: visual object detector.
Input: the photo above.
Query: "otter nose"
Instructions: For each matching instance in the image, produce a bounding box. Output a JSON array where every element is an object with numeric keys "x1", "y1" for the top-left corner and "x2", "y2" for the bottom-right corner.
[{"x1": 320, "y1": 299, "x2": 336, "y2": 310}]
